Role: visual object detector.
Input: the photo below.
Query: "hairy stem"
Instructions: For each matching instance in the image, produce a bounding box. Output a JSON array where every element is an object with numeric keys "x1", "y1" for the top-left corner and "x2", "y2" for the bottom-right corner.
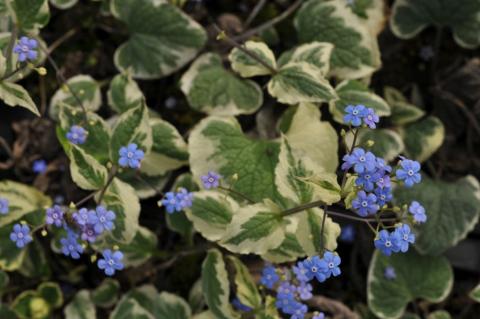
[{"x1": 218, "y1": 186, "x2": 255, "y2": 204}]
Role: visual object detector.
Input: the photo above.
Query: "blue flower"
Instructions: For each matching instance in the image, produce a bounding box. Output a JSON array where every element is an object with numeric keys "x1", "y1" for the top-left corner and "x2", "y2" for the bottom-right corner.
[
  {"x1": 161, "y1": 188, "x2": 193, "y2": 214},
  {"x1": 80, "y1": 224, "x2": 97, "y2": 243},
  {"x1": 384, "y1": 266, "x2": 396, "y2": 280},
  {"x1": 97, "y1": 249, "x2": 124, "y2": 276},
  {"x1": 356, "y1": 171, "x2": 381, "y2": 191},
  {"x1": 275, "y1": 295, "x2": 296, "y2": 314},
  {"x1": 0, "y1": 198, "x2": 9, "y2": 215},
  {"x1": 88, "y1": 205, "x2": 116, "y2": 234},
  {"x1": 318, "y1": 251, "x2": 341, "y2": 279},
  {"x1": 344, "y1": 104, "x2": 366, "y2": 127},
  {"x1": 73, "y1": 208, "x2": 92, "y2": 226},
  {"x1": 376, "y1": 175, "x2": 391, "y2": 189},
  {"x1": 292, "y1": 261, "x2": 309, "y2": 282},
  {"x1": 231, "y1": 298, "x2": 252, "y2": 312},
  {"x1": 201, "y1": 171, "x2": 221, "y2": 189},
  {"x1": 260, "y1": 265, "x2": 279, "y2": 289},
  {"x1": 13, "y1": 37, "x2": 38, "y2": 62},
  {"x1": 45, "y1": 205, "x2": 65, "y2": 227},
  {"x1": 374, "y1": 230, "x2": 399, "y2": 256},
  {"x1": 409, "y1": 201, "x2": 427, "y2": 223},
  {"x1": 340, "y1": 224, "x2": 355, "y2": 243},
  {"x1": 177, "y1": 188, "x2": 193, "y2": 208},
  {"x1": 10, "y1": 223, "x2": 32, "y2": 248},
  {"x1": 393, "y1": 224, "x2": 415, "y2": 253},
  {"x1": 375, "y1": 158, "x2": 392, "y2": 175},
  {"x1": 313, "y1": 312, "x2": 326, "y2": 319},
  {"x1": 342, "y1": 148, "x2": 376, "y2": 173},
  {"x1": 118, "y1": 143, "x2": 144, "y2": 169},
  {"x1": 66, "y1": 125, "x2": 87, "y2": 145},
  {"x1": 396, "y1": 158, "x2": 421, "y2": 187},
  {"x1": 374, "y1": 187, "x2": 392, "y2": 207},
  {"x1": 60, "y1": 230, "x2": 83, "y2": 259},
  {"x1": 352, "y1": 191, "x2": 379, "y2": 217},
  {"x1": 363, "y1": 108, "x2": 379, "y2": 129},
  {"x1": 32, "y1": 159, "x2": 47, "y2": 174},
  {"x1": 301, "y1": 256, "x2": 326, "y2": 283},
  {"x1": 290, "y1": 301, "x2": 308, "y2": 319},
  {"x1": 297, "y1": 282, "x2": 313, "y2": 300}
]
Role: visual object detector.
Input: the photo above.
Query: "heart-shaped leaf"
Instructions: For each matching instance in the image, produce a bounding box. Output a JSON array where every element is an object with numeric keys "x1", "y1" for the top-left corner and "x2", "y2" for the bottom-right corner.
[
  {"x1": 399, "y1": 116, "x2": 444, "y2": 163},
  {"x1": 5, "y1": 0, "x2": 50, "y2": 33},
  {"x1": 229, "y1": 41, "x2": 277, "y2": 77},
  {"x1": 64, "y1": 290, "x2": 96, "y2": 319}
]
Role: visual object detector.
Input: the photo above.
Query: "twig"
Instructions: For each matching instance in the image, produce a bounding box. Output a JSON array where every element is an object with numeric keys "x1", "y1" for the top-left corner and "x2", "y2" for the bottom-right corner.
[
  {"x1": 0, "y1": 136, "x2": 13, "y2": 157},
  {"x1": 218, "y1": 185, "x2": 255, "y2": 204},
  {"x1": 232, "y1": 0, "x2": 303, "y2": 42},
  {"x1": 97, "y1": 166, "x2": 118, "y2": 203},
  {"x1": 307, "y1": 295, "x2": 360, "y2": 319},
  {"x1": 213, "y1": 23, "x2": 277, "y2": 74},
  {"x1": 244, "y1": 0, "x2": 267, "y2": 29},
  {"x1": 47, "y1": 28, "x2": 77, "y2": 54}
]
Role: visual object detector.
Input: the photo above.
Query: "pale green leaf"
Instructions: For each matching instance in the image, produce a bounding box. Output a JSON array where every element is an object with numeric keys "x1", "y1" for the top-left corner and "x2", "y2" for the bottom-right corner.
[
  {"x1": 64, "y1": 290, "x2": 96, "y2": 319},
  {"x1": 49, "y1": 0, "x2": 78, "y2": 9},
  {"x1": 188, "y1": 280, "x2": 205, "y2": 315},
  {"x1": 399, "y1": 116, "x2": 445, "y2": 163},
  {"x1": 277, "y1": 42, "x2": 334, "y2": 75},
  {"x1": 295, "y1": 0, "x2": 381, "y2": 79},
  {"x1": 0, "y1": 81, "x2": 39, "y2": 116},
  {"x1": 262, "y1": 232, "x2": 305, "y2": 263},
  {"x1": 108, "y1": 72, "x2": 144, "y2": 113},
  {"x1": 37, "y1": 282, "x2": 63, "y2": 308},
  {"x1": 180, "y1": 53, "x2": 263, "y2": 116},
  {"x1": 394, "y1": 175, "x2": 480, "y2": 256},
  {"x1": 229, "y1": 40, "x2": 277, "y2": 77},
  {"x1": 390, "y1": 0, "x2": 480, "y2": 49},
  {"x1": 427, "y1": 311, "x2": 451, "y2": 319},
  {"x1": 65, "y1": 144, "x2": 109, "y2": 191},
  {"x1": 5, "y1": 0, "x2": 50, "y2": 33},
  {"x1": 91, "y1": 279, "x2": 120, "y2": 308},
  {"x1": 355, "y1": 129, "x2": 405, "y2": 161},
  {"x1": 111, "y1": 0, "x2": 207, "y2": 79},
  {"x1": 228, "y1": 256, "x2": 262, "y2": 310},
  {"x1": 470, "y1": 282, "x2": 480, "y2": 302},
  {"x1": 201, "y1": 249, "x2": 239, "y2": 319},
  {"x1": 110, "y1": 298, "x2": 154, "y2": 319},
  {"x1": 267, "y1": 62, "x2": 337, "y2": 105},
  {"x1": 11, "y1": 291, "x2": 50, "y2": 319},
  {"x1": 368, "y1": 250, "x2": 453, "y2": 319}
]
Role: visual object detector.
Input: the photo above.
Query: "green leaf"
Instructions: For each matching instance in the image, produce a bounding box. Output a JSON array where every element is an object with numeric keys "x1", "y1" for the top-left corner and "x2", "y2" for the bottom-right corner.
[
  {"x1": 394, "y1": 175, "x2": 480, "y2": 256},
  {"x1": 189, "y1": 116, "x2": 283, "y2": 203},
  {"x1": 110, "y1": 101, "x2": 153, "y2": 164},
  {"x1": 220, "y1": 202, "x2": 287, "y2": 255},
  {"x1": 37, "y1": 282, "x2": 63, "y2": 309},
  {"x1": 355, "y1": 129, "x2": 405, "y2": 161},
  {"x1": 390, "y1": 0, "x2": 480, "y2": 49},
  {"x1": 49, "y1": 0, "x2": 78, "y2": 9},
  {"x1": 19, "y1": 241, "x2": 50, "y2": 278},
  {"x1": 0, "y1": 304, "x2": 16, "y2": 319},
  {"x1": 101, "y1": 178, "x2": 141, "y2": 243},
  {"x1": 329, "y1": 80, "x2": 390, "y2": 124},
  {"x1": 267, "y1": 62, "x2": 337, "y2": 105},
  {"x1": 201, "y1": 249, "x2": 239, "y2": 319},
  {"x1": 185, "y1": 191, "x2": 238, "y2": 241},
  {"x1": 12, "y1": 291, "x2": 50, "y2": 319},
  {"x1": 368, "y1": 250, "x2": 453, "y2": 319},
  {"x1": 140, "y1": 118, "x2": 188, "y2": 176},
  {"x1": 229, "y1": 40, "x2": 277, "y2": 77},
  {"x1": 0, "y1": 270, "x2": 8, "y2": 291},
  {"x1": 0, "y1": 180, "x2": 51, "y2": 228},
  {"x1": 263, "y1": 232, "x2": 305, "y2": 263},
  {"x1": 111, "y1": 0, "x2": 207, "y2": 79},
  {"x1": 64, "y1": 290, "x2": 96, "y2": 319},
  {"x1": 107, "y1": 72, "x2": 144, "y2": 113},
  {"x1": 470, "y1": 282, "x2": 480, "y2": 302},
  {"x1": 5, "y1": 0, "x2": 50, "y2": 33},
  {"x1": 49, "y1": 75, "x2": 101, "y2": 120},
  {"x1": 58, "y1": 103, "x2": 111, "y2": 164},
  {"x1": 110, "y1": 298, "x2": 154, "y2": 319},
  {"x1": 0, "y1": 81, "x2": 40, "y2": 116},
  {"x1": 399, "y1": 116, "x2": 445, "y2": 163},
  {"x1": 188, "y1": 280, "x2": 205, "y2": 315},
  {"x1": 427, "y1": 311, "x2": 451, "y2": 319},
  {"x1": 277, "y1": 42, "x2": 334, "y2": 75},
  {"x1": 228, "y1": 256, "x2": 261, "y2": 310},
  {"x1": 295, "y1": 0, "x2": 381, "y2": 79},
  {"x1": 180, "y1": 53, "x2": 263, "y2": 115},
  {"x1": 281, "y1": 103, "x2": 339, "y2": 173},
  {"x1": 116, "y1": 170, "x2": 169, "y2": 199},
  {"x1": 91, "y1": 279, "x2": 120, "y2": 308}
]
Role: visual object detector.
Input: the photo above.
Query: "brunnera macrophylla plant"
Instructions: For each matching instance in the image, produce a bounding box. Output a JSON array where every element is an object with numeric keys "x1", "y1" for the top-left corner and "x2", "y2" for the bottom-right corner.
[{"x1": 0, "y1": 0, "x2": 479, "y2": 318}]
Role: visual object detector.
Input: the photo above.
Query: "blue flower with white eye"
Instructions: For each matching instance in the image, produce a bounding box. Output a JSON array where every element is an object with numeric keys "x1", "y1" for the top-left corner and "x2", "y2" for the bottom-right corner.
[
  {"x1": 60, "y1": 230, "x2": 83, "y2": 259},
  {"x1": 301, "y1": 256, "x2": 326, "y2": 283},
  {"x1": 293, "y1": 261, "x2": 309, "y2": 282},
  {"x1": 80, "y1": 224, "x2": 98, "y2": 243},
  {"x1": 73, "y1": 208, "x2": 92, "y2": 226},
  {"x1": 32, "y1": 159, "x2": 47, "y2": 174},
  {"x1": 363, "y1": 107, "x2": 379, "y2": 129},
  {"x1": 0, "y1": 198, "x2": 9, "y2": 215},
  {"x1": 118, "y1": 143, "x2": 144, "y2": 169},
  {"x1": 409, "y1": 201, "x2": 427, "y2": 223},
  {"x1": 374, "y1": 186, "x2": 392, "y2": 207},
  {"x1": 296, "y1": 282, "x2": 313, "y2": 300},
  {"x1": 343, "y1": 104, "x2": 366, "y2": 127},
  {"x1": 318, "y1": 251, "x2": 341, "y2": 279},
  {"x1": 97, "y1": 249, "x2": 124, "y2": 276},
  {"x1": 10, "y1": 223, "x2": 32, "y2": 248},
  {"x1": 341, "y1": 148, "x2": 376, "y2": 173},
  {"x1": 352, "y1": 191, "x2": 379, "y2": 217},
  {"x1": 396, "y1": 158, "x2": 421, "y2": 187},
  {"x1": 66, "y1": 125, "x2": 87, "y2": 145},
  {"x1": 201, "y1": 171, "x2": 221, "y2": 189},
  {"x1": 13, "y1": 37, "x2": 38, "y2": 62},
  {"x1": 289, "y1": 301, "x2": 308, "y2": 319},
  {"x1": 374, "y1": 230, "x2": 400, "y2": 256},
  {"x1": 46, "y1": 205, "x2": 65, "y2": 228},
  {"x1": 384, "y1": 266, "x2": 396, "y2": 280},
  {"x1": 88, "y1": 205, "x2": 116, "y2": 234},
  {"x1": 356, "y1": 171, "x2": 381, "y2": 191},
  {"x1": 260, "y1": 265, "x2": 279, "y2": 289},
  {"x1": 393, "y1": 224, "x2": 415, "y2": 252}
]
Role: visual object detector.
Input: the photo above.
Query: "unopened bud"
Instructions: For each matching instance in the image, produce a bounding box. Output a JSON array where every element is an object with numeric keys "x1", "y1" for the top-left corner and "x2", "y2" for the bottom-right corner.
[
  {"x1": 232, "y1": 173, "x2": 238, "y2": 181},
  {"x1": 216, "y1": 30, "x2": 226, "y2": 41},
  {"x1": 366, "y1": 139, "x2": 375, "y2": 147},
  {"x1": 90, "y1": 254, "x2": 97, "y2": 263},
  {"x1": 69, "y1": 202, "x2": 76, "y2": 209},
  {"x1": 340, "y1": 129, "x2": 346, "y2": 137},
  {"x1": 41, "y1": 229, "x2": 48, "y2": 237},
  {"x1": 36, "y1": 67, "x2": 47, "y2": 76}
]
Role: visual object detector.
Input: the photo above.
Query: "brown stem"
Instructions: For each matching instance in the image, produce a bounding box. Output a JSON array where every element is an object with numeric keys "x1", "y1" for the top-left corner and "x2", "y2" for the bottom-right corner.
[{"x1": 244, "y1": 0, "x2": 267, "y2": 29}]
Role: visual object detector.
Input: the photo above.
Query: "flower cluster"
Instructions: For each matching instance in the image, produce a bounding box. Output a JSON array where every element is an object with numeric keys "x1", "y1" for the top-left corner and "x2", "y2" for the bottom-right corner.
[
  {"x1": 13, "y1": 36, "x2": 38, "y2": 62},
  {"x1": 118, "y1": 143, "x2": 144, "y2": 169},
  {"x1": 343, "y1": 104, "x2": 379, "y2": 128},
  {"x1": 72, "y1": 205, "x2": 116, "y2": 242},
  {"x1": 374, "y1": 224, "x2": 415, "y2": 256},
  {"x1": 66, "y1": 125, "x2": 88, "y2": 145},
  {"x1": 160, "y1": 188, "x2": 193, "y2": 214}
]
